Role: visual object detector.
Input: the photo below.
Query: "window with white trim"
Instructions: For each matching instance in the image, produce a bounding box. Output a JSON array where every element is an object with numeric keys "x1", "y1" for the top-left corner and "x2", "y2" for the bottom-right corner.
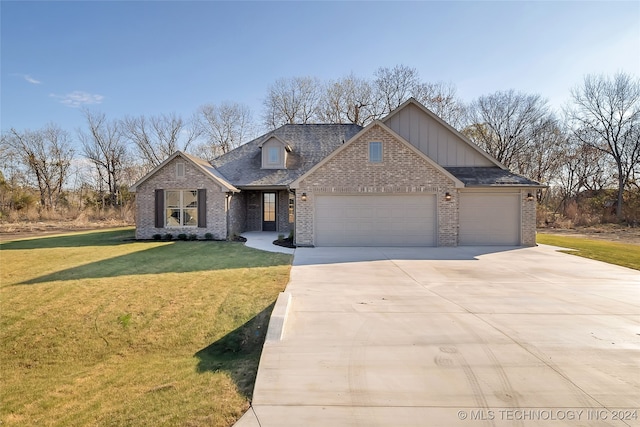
[
  {"x1": 165, "y1": 190, "x2": 198, "y2": 227},
  {"x1": 369, "y1": 141, "x2": 383, "y2": 163}
]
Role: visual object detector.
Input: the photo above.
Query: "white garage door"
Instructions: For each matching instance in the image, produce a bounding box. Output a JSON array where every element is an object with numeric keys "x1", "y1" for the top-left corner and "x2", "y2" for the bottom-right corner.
[
  {"x1": 459, "y1": 192, "x2": 520, "y2": 245},
  {"x1": 315, "y1": 194, "x2": 436, "y2": 246}
]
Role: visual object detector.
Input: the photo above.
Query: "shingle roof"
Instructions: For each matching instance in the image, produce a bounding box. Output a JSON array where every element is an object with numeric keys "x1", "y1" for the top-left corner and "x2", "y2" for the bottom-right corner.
[
  {"x1": 211, "y1": 124, "x2": 363, "y2": 187},
  {"x1": 445, "y1": 167, "x2": 543, "y2": 187}
]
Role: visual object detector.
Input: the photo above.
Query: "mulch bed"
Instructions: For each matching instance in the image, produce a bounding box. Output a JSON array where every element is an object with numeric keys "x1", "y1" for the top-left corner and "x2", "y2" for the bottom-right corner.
[{"x1": 273, "y1": 237, "x2": 296, "y2": 248}]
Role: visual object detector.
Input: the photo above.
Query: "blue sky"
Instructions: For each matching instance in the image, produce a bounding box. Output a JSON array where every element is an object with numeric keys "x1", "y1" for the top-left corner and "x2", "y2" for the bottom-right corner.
[{"x1": 2, "y1": 1, "x2": 639, "y2": 137}]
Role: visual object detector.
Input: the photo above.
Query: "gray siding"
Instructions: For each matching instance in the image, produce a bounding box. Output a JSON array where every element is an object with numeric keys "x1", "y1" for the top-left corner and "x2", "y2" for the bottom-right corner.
[{"x1": 384, "y1": 103, "x2": 494, "y2": 167}]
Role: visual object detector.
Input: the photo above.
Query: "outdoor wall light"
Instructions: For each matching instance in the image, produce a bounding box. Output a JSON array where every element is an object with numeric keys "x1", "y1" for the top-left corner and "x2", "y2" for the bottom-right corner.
[
  {"x1": 527, "y1": 192, "x2": 534, "y2": 201},
  {"x1": 301, "y1": 192, "x2": 308, "y2": 201},
  {"x1": 444, "y1": 192, "x2": 452, "y2": 201}
]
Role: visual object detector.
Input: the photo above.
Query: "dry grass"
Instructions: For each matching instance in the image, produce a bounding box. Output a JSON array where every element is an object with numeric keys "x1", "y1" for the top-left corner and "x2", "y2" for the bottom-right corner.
[{"x1": 0, "y1": 228, "x2": 292, "y2": 426}]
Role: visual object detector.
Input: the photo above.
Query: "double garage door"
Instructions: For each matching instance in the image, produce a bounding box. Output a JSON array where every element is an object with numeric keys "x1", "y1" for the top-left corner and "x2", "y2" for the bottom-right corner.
[
  {"x1": 314, "y1": 192, "x2": 521, "y2": 247},
  {"x1": 315, "y1": 194, "x2": 436, "y2": 247}
]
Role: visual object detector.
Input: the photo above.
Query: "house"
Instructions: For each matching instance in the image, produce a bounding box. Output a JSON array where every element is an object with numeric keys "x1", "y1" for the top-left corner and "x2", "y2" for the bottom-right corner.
[{"x1": 130, "y1": 98, "x2": 543, "y2": 246}]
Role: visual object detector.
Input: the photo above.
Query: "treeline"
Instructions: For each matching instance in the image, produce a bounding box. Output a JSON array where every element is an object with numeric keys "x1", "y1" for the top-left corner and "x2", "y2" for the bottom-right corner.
[{"x1": 1, "y1": 65, "x2": 639, "y2": 226}]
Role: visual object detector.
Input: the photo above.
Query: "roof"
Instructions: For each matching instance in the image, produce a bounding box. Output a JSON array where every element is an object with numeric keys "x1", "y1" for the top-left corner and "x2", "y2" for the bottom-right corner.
[
  {"x1": 211, "y1": 124, "x2": 363, "y2": 187},
  {"x1": 445, "y1": 167, "x2": 544, "y2": 187},
  {"x1": 129, "y1": 151, "x2": 239, "y2": 192}
]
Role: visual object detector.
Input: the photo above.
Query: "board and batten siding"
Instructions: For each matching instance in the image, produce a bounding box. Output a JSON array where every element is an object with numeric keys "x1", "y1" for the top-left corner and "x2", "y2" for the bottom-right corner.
[{"x1": 384, "y1": 103, "x2": 494, "y2": 167}]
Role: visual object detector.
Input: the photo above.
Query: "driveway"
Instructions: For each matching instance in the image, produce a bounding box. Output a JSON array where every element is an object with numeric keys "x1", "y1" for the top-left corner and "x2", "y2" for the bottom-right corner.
[{"x1": 238, "y1": 245, "x2": 640, "y2": 426}]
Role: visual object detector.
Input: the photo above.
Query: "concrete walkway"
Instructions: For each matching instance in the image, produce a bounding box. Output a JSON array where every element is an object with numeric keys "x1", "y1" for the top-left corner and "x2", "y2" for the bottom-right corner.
[
  {"x1": 241, "y1": 231, "x2": 295, "y2": 255},
  {"x1": 236, "y1": 245, "x2": 640, "y2": 426}
]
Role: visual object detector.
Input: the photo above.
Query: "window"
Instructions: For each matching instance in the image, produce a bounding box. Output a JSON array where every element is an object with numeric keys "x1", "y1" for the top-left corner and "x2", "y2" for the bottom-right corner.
[
  {"x1": 369, "y1": 141, "x2": 382, "y2": 163},
  {"x1": 165, "y1": 190, "x2": 198, "y2": 227},
  {"x1": 267, "y1": 146, "x2": 280, "y2": 164}
]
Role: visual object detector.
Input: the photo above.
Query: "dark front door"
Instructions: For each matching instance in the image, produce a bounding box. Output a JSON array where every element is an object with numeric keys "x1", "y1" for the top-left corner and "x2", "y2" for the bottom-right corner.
[{"x1": 262, "y1": 192, "x2": 277, "y2": 231}]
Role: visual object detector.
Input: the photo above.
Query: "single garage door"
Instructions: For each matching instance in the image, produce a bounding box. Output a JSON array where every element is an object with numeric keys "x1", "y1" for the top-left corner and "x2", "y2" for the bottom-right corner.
[
  {"x1": 315, "y1": 194, "x2": 436, "y2": 246},
  {"x1": 459, "y1": 192, "x2": 520, "y2": 245}
]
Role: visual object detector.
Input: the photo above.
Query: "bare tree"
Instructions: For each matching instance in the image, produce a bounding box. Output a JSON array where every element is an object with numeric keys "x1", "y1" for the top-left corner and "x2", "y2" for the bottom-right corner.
[
  {"x1": 78, "y1": 110, "x2": 128, "y2": 207},
  {"x1": 318, "y1": 73, "x2": 378, "y2": 126},
  {"x1": 566, "y1": 72, "x2": 640, "y2": 218},
  {"x1": 1, "y1": 125, "x2": 74, "y2": 210},
  {"x1": 413, "y1": 81, "x2": 466, "y2": 129},
  {"x1": 463, "y1": 90, "x2": 552, "y2": 172},
  {"x1": 517, "y1": 118, "x2": 567, "y2": 184},
  {"x1": 373, "y1": 64, "x2": 421, "y2": 113},
  {"x1": 263, "y1": 77, "x2": 322, "y2": 128},
  {"x1": 122, "y1": 113, "x2": 200, "y2": 171},
  {"x1": 194, "y1": 102, "x2": 254, "y2": 159},
  {"x1": 554, "y1": 134, "x2": 613, "y2": 214}
]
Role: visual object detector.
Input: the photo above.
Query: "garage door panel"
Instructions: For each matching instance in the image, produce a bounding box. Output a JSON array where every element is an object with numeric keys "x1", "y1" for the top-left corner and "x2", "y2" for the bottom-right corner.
[
  {"x1": 315, "y1": 195, "x2": 436, "y2": 247},
  {"x1": 459, "y1": 193, "x2": 520, "y2": 246}
]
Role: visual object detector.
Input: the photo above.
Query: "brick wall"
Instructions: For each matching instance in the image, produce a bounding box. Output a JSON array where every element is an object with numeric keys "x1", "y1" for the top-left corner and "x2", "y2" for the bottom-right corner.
[
  {"x1": 521, "y1": 190, "x2": 537, "y2": 246},
  {"x1": 135, "y1": 156, "x2": 229, "y2": 240},
  {"x1": 295, "y1": 124, "x2": 458, "y2": 246},
  {"x1": 228, "y1": 192, "x2": 246, "y2": 237},
  {"x1": 277, "y1": 191, "x2": 292, "y2": 235}
]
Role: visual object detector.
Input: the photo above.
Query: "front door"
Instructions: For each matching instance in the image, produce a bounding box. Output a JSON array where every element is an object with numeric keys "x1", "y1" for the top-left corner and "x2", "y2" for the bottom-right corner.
[{"x1": 262, "y1": 192, "x2": 277, "y2": 231}]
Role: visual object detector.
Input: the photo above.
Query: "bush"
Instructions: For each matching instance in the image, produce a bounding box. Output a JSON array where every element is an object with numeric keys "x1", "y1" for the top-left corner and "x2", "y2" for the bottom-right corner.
[
  {"x1": 164, "y1": 233, "x2": 173, "y2": 241},
  {"x1": 204, "y1": 232, "x2": 213, "y2": 240},
  {"x1": 277, "y1": 234, "x2": 285, "y2": 242},
  {"x1": 188, "y1": 233, "x2": 198, "y2": 241},
  {"x1": 177, "y1": 233, "x2": 188, "y2": 241},
  {"x1": 152, "y1": 234, "x2": 162, "y2": 240}
]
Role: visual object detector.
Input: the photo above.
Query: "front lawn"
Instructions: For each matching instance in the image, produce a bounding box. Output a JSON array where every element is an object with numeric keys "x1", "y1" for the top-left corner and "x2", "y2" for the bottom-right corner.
[
  {"x1": 536, "y1": 233, "x2": 640, "y2": 270},
  {"x1": 0, "y1": 228, "x2": 292, "y2": 426}
]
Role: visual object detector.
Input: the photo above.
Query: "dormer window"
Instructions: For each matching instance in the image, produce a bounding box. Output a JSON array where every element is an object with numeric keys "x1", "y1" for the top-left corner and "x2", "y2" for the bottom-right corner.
[
  {"x1": 267, "y1": 146, "x2": 280, "y2": 165},
  {"x1": 260, "y1": 136, "x2": 291, "y2": 169}
]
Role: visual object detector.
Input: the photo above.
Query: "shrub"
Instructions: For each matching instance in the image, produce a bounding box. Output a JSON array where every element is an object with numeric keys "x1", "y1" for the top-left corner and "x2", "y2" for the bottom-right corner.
[
  {"x1": 164, "y1": 233, "x2": 173, "y2": 241},
  {"x1": 188, "y1": 233, "x2": 197, "y2": 241},
  {"x1": 277, "y1": 234, "x2": 285, "y2": 242},
  {"x1": 152, "y1": 234, "x2": 162, "y2": 240},
  {"x1": 204, "y1": 232, "x2": 213, "y2": 240},
  {"x1": 177, "y1": 233, "x2": 187, "y2": 241}
]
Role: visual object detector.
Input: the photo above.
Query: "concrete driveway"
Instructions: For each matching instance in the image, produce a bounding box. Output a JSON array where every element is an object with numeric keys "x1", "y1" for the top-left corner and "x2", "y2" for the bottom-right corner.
[{"x1": 237, "y1": 245, "x2": 640, "y2": 426}]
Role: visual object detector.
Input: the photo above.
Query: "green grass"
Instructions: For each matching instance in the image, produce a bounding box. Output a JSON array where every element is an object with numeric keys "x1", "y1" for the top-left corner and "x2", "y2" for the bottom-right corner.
[
  {"x1": 536, "y1": 233, "x2": 640, "y2": 270},
  {"x1": 0, "y1": 228, "x2": 292, "y2": 426}
]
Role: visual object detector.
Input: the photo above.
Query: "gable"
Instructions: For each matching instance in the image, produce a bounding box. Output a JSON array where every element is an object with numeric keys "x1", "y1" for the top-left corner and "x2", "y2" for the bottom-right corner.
[
  {"x1": 293, "y1": 123, "x2": 462, "y2": 190},
  {"x1": 384, "y1": 102, "x2": 497, "y2": 167},
  {"x1": 130, "y1": 152, "x2": 237, "y2": 193}
]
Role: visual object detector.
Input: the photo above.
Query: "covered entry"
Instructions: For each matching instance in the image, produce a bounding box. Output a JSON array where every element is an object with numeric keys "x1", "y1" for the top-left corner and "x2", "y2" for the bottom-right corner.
[
  {"x1": 314, "y1": 194, "x2": 437, "y2": 246},
  {"x1": 459, "y1": 192, "x2": 520, "y2": 245}
]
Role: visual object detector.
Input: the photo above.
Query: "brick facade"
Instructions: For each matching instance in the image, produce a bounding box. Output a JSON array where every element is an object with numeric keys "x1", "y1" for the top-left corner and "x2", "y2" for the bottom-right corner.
[
  {"x1": 135, "y1": 156, "x2": 229, "y2": 240},
  {"x1": 294, "y1": 123, "x2": 459, "y2": 246},
  {"x1": 521, "y1": 190, "x2": 537, "y2": 246}
]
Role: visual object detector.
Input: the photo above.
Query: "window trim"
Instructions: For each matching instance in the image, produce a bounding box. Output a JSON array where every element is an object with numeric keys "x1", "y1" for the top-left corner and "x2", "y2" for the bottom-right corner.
[{"x1": 369, "y1": 141, "x2": 383, "y2": 163}]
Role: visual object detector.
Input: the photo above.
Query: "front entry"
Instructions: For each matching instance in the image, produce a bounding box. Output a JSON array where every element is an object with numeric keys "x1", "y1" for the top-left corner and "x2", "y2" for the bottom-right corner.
[{"x1": 262, "y1": 192, "x2": 277, "y2": 231}]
